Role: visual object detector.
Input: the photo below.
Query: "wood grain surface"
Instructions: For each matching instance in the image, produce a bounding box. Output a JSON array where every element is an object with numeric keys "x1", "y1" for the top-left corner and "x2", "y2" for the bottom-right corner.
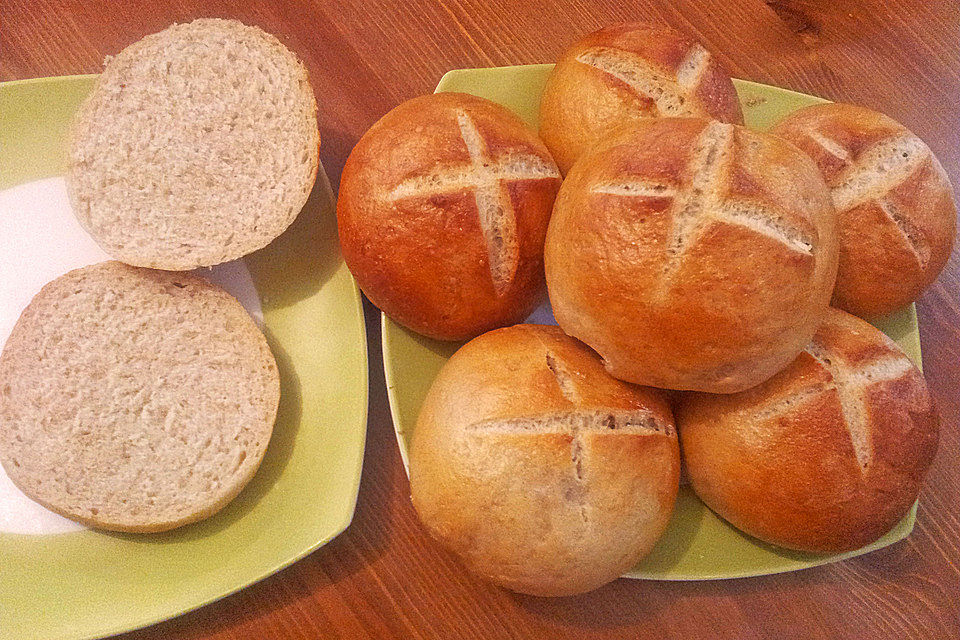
[{"x1": 3, "y1": 1, "x2": 959, "y2": 638}]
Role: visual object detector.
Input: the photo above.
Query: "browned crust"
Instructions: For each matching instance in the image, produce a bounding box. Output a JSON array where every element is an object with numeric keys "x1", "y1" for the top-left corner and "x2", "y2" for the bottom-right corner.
[
  {"x1": 337, "y1": 93, "x2": 561, "y2": 341},
  {"x1": 678, "y1": 308, "x2": 939, "y2": 552},
  {"x1": 539, "y1": 22, "x2": 744, "y2": 173},
  {"x1": 545, "y1": 118, "x2": 838, "y2": 393},
  {"x1": 771, "y1": 102, "x2": 957, "y2": 317},
  {"x1": 409, "y1": 325, "x2": 679, "y2": 596}
]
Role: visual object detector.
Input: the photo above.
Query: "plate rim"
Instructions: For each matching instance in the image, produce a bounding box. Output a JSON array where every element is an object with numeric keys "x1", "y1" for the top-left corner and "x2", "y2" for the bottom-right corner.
[
  {"x1": 382, "y1": 311, "x2": 414, "y2": 473},
  {"x1": 381, "y1": 64, "x2": 919, "y2": 581},
  {"x1": 0, "y1": 72, "x2": 101, "y2": 87},
  {"x1": 0, "y1": 73, "x2": 370, "y2": 640}
]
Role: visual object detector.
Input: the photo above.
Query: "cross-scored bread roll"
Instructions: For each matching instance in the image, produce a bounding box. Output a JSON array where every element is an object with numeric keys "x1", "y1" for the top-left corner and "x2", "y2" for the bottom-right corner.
[
  {"x1": 410, "y1": 324, "x2": 679, "y2": 596},
  {"x1": 0, "y1": 262, "x2": 280, "y2": 532},
  {"x1": 545, "y1": 117, "x2": 839, "y2": 393},
  {"x1": 678, "y1": 308, "x2": 938, "y2": 553},
  {"x1": 338, "y1": 93, "x2": 561, "y2": 341},
  {"x1": 771, "y1": 103, "x2": 957, "y2": 317},
  {"x1": 67, "y1": 19, "x2": 320, "y2": 270},
  {"x1": 540, "y1": 22, "x2": 743, "y2": 173}
]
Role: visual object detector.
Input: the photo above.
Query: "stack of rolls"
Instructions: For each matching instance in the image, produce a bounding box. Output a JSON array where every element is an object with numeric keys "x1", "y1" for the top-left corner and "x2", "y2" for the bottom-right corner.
[{"x1": 337, "y1": 21, "x2": 953, "y2": 595}]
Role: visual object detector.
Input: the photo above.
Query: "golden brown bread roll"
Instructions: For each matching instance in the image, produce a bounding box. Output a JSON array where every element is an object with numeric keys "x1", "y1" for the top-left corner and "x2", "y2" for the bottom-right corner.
[
  {"x1": 545, "y1": 117, "x2": 839, "y2": 393},
  {"x1": 409, "y1": 324, "x2": 679, "y2": 596},
  {"x1": 678, "y1": 308, "x2": 938, "y2": 553},
  {"x1": 771, "y1": 103, "x2": 957, "y2": 317},
  {"x1": 539, "y1": 22, "x2": 743, "y2": 173},
  {"x1": 338, "y1": 93, "x2": 561, "y2": 341}
]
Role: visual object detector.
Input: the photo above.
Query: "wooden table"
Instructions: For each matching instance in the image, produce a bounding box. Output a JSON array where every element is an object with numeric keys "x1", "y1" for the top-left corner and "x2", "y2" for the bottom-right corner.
[{"x1": 4, "y1": 1, "x2": 958, "y2": 638}]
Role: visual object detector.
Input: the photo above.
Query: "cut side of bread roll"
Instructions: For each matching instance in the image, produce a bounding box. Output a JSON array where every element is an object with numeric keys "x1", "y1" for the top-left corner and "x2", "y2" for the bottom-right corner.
[
  {"x1": 410, "y1": 325, "x2": 679, "y2": 596},
  {"x1": 678, "y1": 307, "x2": 938, "y2": 553},
  {"x1": 0, "y1": 262, "x2": 280, "y2": 532},
  {"x1": 67, "y1": 18, "x2": 320, "y2": 270}
]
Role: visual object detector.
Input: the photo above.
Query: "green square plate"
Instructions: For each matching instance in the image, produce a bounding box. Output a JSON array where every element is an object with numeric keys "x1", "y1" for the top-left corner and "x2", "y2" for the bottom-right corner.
[
  {"x1": 382, "y1": 64, "x2": 924, "y2": 581},
  {"x1": 0, "y1": 75, "x2": 368, "y2": 639}
]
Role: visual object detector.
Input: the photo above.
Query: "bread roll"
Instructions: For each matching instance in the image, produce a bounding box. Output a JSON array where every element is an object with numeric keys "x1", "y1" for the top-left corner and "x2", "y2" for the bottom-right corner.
[
  {"x1": 409, "y1": 324, "x2": 679, "y2": 596},
  {"x1": 678, "y1": 308, "x2": 938, "y2": 553},
  {"x1": 545, "y1": 118, "x2": 838, "y2": 393},
  {"x1": 772, "y1": 103, "x2": 957, "y2": 317},
  {"x1": 338, "y1": 93, "x2": 561, "y2": 341},
  {"x1": 0, "y1": 262, "x2": 280, "y2": 532},
  {"x1": 540, "y1": 22, "x2": 743, "y2": 173},
  {"x1": 67, "y1": 19, "x2": 320, "y2": 270}
]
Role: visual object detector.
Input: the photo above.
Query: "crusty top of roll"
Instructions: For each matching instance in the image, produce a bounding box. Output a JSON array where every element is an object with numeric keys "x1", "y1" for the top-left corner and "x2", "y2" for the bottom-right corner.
[
  {"x1": 410, "y1": 325, "x2": 679, "y2": 596},
  {"x1": 540, "y1": 22, "x2": 743, "y2": 172},
  {"x1": 545, "y1": 117, "x2": 838, "y2": 393},
  {"x1": 338, "y1": 93, "x2": 561, "y2": 341},
  {"x1": 67, "y1": 18, "x2": 320, "y2": 270},
  {"x1": 679, "y1": 307, "x2": 938, "y2": 552},
  {"x1": 417, "y1": 324, "x2": 676, "y2": 430},
  {"x1": 771, "y1": 103, "x2": 957, "y2": 317}
]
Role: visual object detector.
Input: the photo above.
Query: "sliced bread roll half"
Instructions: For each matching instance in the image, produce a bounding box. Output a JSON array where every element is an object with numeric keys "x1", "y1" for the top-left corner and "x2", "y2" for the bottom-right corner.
[
  {"x1": 67, "y1": 18, "x2": 320, "y2": 270},
  {"x1": 0, "y1": 262, "x2": 280, "y2": 532}
]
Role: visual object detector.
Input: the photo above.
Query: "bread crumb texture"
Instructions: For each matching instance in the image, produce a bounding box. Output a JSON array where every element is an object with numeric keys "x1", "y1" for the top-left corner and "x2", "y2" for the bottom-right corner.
[
  {"x1": 0, "y1": 262, "x2": 280, "y2": 532},
  {"x1": 67, "y1": 18, "x2": 319, "y2": 269}
]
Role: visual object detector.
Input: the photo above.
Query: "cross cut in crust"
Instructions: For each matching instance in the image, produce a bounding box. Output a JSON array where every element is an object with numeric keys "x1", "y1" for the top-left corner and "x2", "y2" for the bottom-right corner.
[
  {"x1": 813, "y1": 131, "x2": 932, "y2": 269},
  {"x1": 575, "y1": 44, "x2": 712, "y2": 117},
  {"x1": 744, "y1": 342, "x2": 916, "y2": 471},
  {"x1": 591, "y1": 121, "x2": 815, "y2": 297},
  {"x1": 387, "y1": 109, "x2": 560, "y2": 295}
]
